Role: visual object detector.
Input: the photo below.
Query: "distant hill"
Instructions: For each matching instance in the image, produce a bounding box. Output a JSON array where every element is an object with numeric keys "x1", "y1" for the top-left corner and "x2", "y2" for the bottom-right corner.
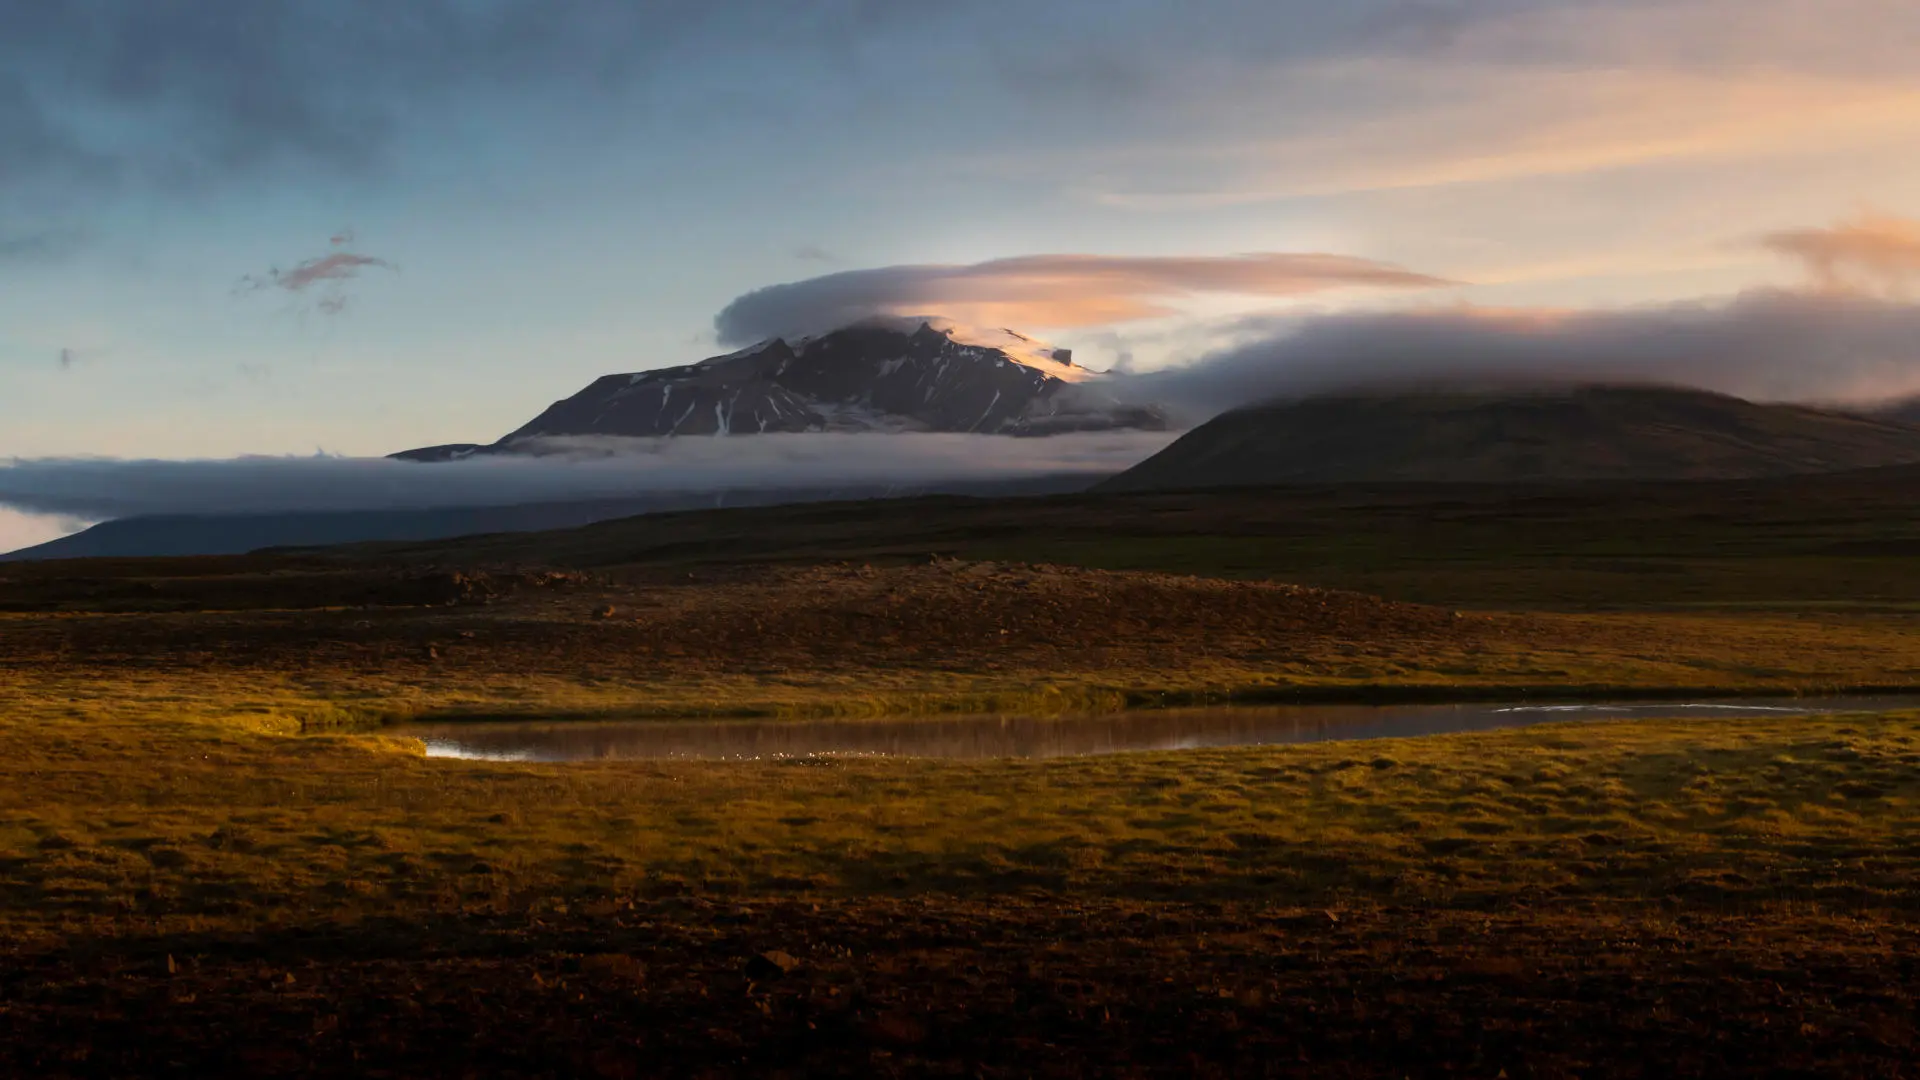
[
  {"x1": 0, "y1": 501, "x2": 660, "y2": 562},
  {"x1": 1098, "y1": 385, "x2": 1920, "y2": 492},
  {"x1": 0, "y1": 475, "x2": 1103, "y2": 562}
]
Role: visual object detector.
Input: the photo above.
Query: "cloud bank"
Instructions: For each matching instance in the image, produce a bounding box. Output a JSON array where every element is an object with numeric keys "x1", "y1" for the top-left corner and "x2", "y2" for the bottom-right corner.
[
  {"x1": 1120, "y1": 289, "x2": 1920, "y2": 418},
  {"x1": 0, "y1": 431, "x2": 1177, "y2": 521},
  {"x1": 714, "y1": 253, "x2": 1450, "y2": 345}
]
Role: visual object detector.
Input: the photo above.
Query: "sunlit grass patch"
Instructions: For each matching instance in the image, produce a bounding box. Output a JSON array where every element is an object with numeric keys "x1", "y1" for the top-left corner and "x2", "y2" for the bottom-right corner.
[{"x1": 2, "y1": 678, "x2": 1917, "y2": 945}]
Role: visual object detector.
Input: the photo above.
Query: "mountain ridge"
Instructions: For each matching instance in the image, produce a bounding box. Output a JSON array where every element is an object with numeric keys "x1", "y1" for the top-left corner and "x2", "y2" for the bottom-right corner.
[{"x1": 394, "y1": 319, "x2": 1166, "y2": 460}]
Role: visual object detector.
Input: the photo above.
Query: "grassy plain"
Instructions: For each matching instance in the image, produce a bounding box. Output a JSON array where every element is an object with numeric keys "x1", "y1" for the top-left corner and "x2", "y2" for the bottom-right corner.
[
  {"x1": 7, "y1": 473, "x2": 1920, "y2": 1074},
  {"x1": 4, "y1": 660, "x2": 1918, "y2": 1075},
  {"x1": 8, "y1": 701, "x2": 1920, "y2": 940},
  {"x1": 343, "y1": 464, "x2": 1920, "y2": 610}
]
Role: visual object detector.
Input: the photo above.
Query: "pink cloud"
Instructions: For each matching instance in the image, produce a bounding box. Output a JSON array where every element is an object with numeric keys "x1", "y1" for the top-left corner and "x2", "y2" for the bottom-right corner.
[
  {"x1": 1763, "y1": 213, "x2": 1920, "y2": 294},
  {"x1": 716, "y1": 252, "x2": 1451, "y2": 344},
  {"x1": 236, "y1": 236, "x2": 397, "y2": 315}
]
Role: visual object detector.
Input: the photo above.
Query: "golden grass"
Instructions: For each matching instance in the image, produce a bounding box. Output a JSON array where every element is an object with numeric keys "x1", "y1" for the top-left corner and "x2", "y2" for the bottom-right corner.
[
  {"x1": 6, "y1": 662, "x2": 1918, "y2": 949},
  {"x1": 7, "y1": 560, "x2": 1920, "y2": 950},
  {"x1": 11, "y1": 502, "x2": 1920, "y2": 1071},
  {"x1": 13, "y1": 602, "x2": 1920, "y2": 732}
]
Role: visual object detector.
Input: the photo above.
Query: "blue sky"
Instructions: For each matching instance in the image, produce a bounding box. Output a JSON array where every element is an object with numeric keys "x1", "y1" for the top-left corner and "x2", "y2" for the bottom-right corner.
[{"x1": 3, "y1": 0, "x2": 1920, "y2": 480}]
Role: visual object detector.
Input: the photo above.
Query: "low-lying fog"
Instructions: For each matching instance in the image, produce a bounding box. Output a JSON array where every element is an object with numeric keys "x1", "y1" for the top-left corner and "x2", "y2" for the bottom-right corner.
[{"x1": 0, "y1": 430, "x2": 1182, "y2": 551}]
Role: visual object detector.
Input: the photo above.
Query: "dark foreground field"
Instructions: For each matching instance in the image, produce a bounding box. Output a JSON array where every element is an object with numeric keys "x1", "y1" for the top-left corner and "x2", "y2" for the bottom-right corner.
[
  {"x1": 5, "y1": 474, "x2": 1920, "y2": 1076},
  {"x1": 8, "y1": 703, "x2": 1920, "y2": 1078},
  {"x1": 9, "y1": 901, "x2": 1916, "y2": 1078}
]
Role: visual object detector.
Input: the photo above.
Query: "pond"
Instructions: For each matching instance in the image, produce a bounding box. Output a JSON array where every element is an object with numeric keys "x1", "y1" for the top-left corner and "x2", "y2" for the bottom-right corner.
[{"x1": 389, "y1": 694, "x2": 1920, "y2": 762}]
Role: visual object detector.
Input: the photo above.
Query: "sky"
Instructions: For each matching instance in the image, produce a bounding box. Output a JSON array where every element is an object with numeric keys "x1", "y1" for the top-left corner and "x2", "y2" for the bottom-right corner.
[{"x1": 5, "y1": 0, "x2": 1920, "y2": 550}]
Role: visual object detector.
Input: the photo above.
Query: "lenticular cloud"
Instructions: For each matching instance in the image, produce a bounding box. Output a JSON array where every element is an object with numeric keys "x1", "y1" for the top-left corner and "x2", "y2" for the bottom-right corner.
[{"x1": 714, "y1": 252, "x2": 1450, "y2": 345}]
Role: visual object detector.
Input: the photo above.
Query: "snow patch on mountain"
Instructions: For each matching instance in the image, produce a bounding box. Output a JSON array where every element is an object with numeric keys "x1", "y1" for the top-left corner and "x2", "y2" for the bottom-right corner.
[{"x1": 840, "y1": 316, "x2": 1092, "y2": 383}]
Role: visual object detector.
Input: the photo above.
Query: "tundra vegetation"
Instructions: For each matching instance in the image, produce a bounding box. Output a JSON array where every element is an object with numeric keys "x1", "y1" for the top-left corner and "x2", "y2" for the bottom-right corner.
[{"x1": 4, "y1": 474, "x2": 1919, "y2": 1076}]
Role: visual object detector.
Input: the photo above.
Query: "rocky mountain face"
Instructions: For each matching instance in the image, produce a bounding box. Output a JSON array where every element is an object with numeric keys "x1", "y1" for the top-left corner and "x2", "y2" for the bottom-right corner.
[{"x1": 394, "y1": 321, "x2": 1165, "y2": 460}]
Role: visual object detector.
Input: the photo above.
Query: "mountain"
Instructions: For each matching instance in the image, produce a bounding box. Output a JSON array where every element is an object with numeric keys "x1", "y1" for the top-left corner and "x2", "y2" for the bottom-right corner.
[
  {"x1": 1099, "y1": 384, "x2": 1920, "y2": 492},
  {"x1": 394, "y1": 320, "x2": 1166, "y2": 460},
  {"x1": 0, "y1": 475, "x2": 1106, "y2": 562}
]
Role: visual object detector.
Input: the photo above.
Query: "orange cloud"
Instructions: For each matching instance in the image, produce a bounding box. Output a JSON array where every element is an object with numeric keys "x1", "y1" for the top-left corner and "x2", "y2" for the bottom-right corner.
[
  {"x1": 715, "y1": 252, "x2": 1450, "y2": 344},
  {"x1": 1076, "y1": 70, "x2": 1920, "y2": 209},
  {"x1": 1763, "y1": 213, "x2": 1920, "y2": 293}
]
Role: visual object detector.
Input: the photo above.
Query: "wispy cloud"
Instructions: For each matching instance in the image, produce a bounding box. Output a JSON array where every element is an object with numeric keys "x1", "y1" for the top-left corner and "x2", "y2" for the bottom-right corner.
[
  {"x1": 236, "y1": 236, "x2": 397, "y2": 316},
  {"x1": 0, "y1": 225, "x2": 82, "y2": 261},
  {"x1": 1763, "y1": 212, "x2": 1920, "y2": 294},
  {"x1": 1082, "y1": 70, "x2": 1920, "y2": 209},
  {"x1": 715, "y1": 252, "x2": 1450, "y2": 344},
  {"x1": 268, "y1": 252, "x2": 395, "y2": 293},
  {"x1": 0, "y1": 507, "x2": 88, "y2": 555}
]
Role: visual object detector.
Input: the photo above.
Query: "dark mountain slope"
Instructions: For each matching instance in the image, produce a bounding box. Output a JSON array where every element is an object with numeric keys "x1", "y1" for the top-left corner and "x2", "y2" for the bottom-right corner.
[
  {"x1": 1099, "y1": 385, "x2": 1920, "y2": 492},
  {"x1": 0, "y1": 475, "x2": 1104, "y2": 562}
]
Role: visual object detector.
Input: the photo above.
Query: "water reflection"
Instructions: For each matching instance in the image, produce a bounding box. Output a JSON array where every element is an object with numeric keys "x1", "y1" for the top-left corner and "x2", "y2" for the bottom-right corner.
[{"x1": 391, "y1": 696, "x2": 1920, "y2": 763}]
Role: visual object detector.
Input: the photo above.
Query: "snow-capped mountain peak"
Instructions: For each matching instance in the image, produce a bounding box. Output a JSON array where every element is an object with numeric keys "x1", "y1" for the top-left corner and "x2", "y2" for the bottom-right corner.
[
  {"x1": 391, "y1": 319, "x2": 1165, "y2": 460},
  {"x1": 834, "y1": 316, "x2": 1093, "y2": 383}
]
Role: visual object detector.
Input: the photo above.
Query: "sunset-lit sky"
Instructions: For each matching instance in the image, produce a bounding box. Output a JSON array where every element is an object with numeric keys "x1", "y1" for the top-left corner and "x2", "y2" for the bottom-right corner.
[{"x1": 5, "y1": 1, "x2": 1920, "y2": 551}]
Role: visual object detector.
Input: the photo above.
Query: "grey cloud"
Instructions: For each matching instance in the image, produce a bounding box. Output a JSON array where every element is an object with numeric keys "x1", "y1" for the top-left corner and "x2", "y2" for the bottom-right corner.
[
  {"x1": 0, "y1": 1, "x2": 1675, "y2": 199},
  {"x1": 0, "y1": 1, "x2": 1039, "y2": 192},
  {"x1": 1119, "y1": 289, "x2": 1920, "y2": 420},
  {"x1": 0, "y1": 0, "x2": 726, "y2": 192},
  {"x1": 715, "y1": 253, "x2": 1450, "y2": 344},
  {"x1": 0, "y1": 431, "x2": 1176, "y2": 520},
  {"x1": 973, "y1": 1, "x2": 1568, "y2": 103},
  {"x1": 0, "y1": 72, "x2": 116, "y2": 186},
  {"x1": 0, "y1": 225, "x2": 82, "y2": 261}
]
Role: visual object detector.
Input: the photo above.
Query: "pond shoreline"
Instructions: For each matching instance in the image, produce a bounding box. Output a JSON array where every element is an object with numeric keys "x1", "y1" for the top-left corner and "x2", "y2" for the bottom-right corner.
[
  {"x1": 334, "y1": 679, "x2": 1920, "y2": 733},
  {"x1": 393, "y1": 693, "x2": 1920, "y2": 762}
]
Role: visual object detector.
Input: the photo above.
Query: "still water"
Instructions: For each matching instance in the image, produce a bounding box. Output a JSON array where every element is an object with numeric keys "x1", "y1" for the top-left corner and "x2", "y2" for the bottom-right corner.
[{"x1": 391, "y1": 695, "x2": 1920, "y2": 763}]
